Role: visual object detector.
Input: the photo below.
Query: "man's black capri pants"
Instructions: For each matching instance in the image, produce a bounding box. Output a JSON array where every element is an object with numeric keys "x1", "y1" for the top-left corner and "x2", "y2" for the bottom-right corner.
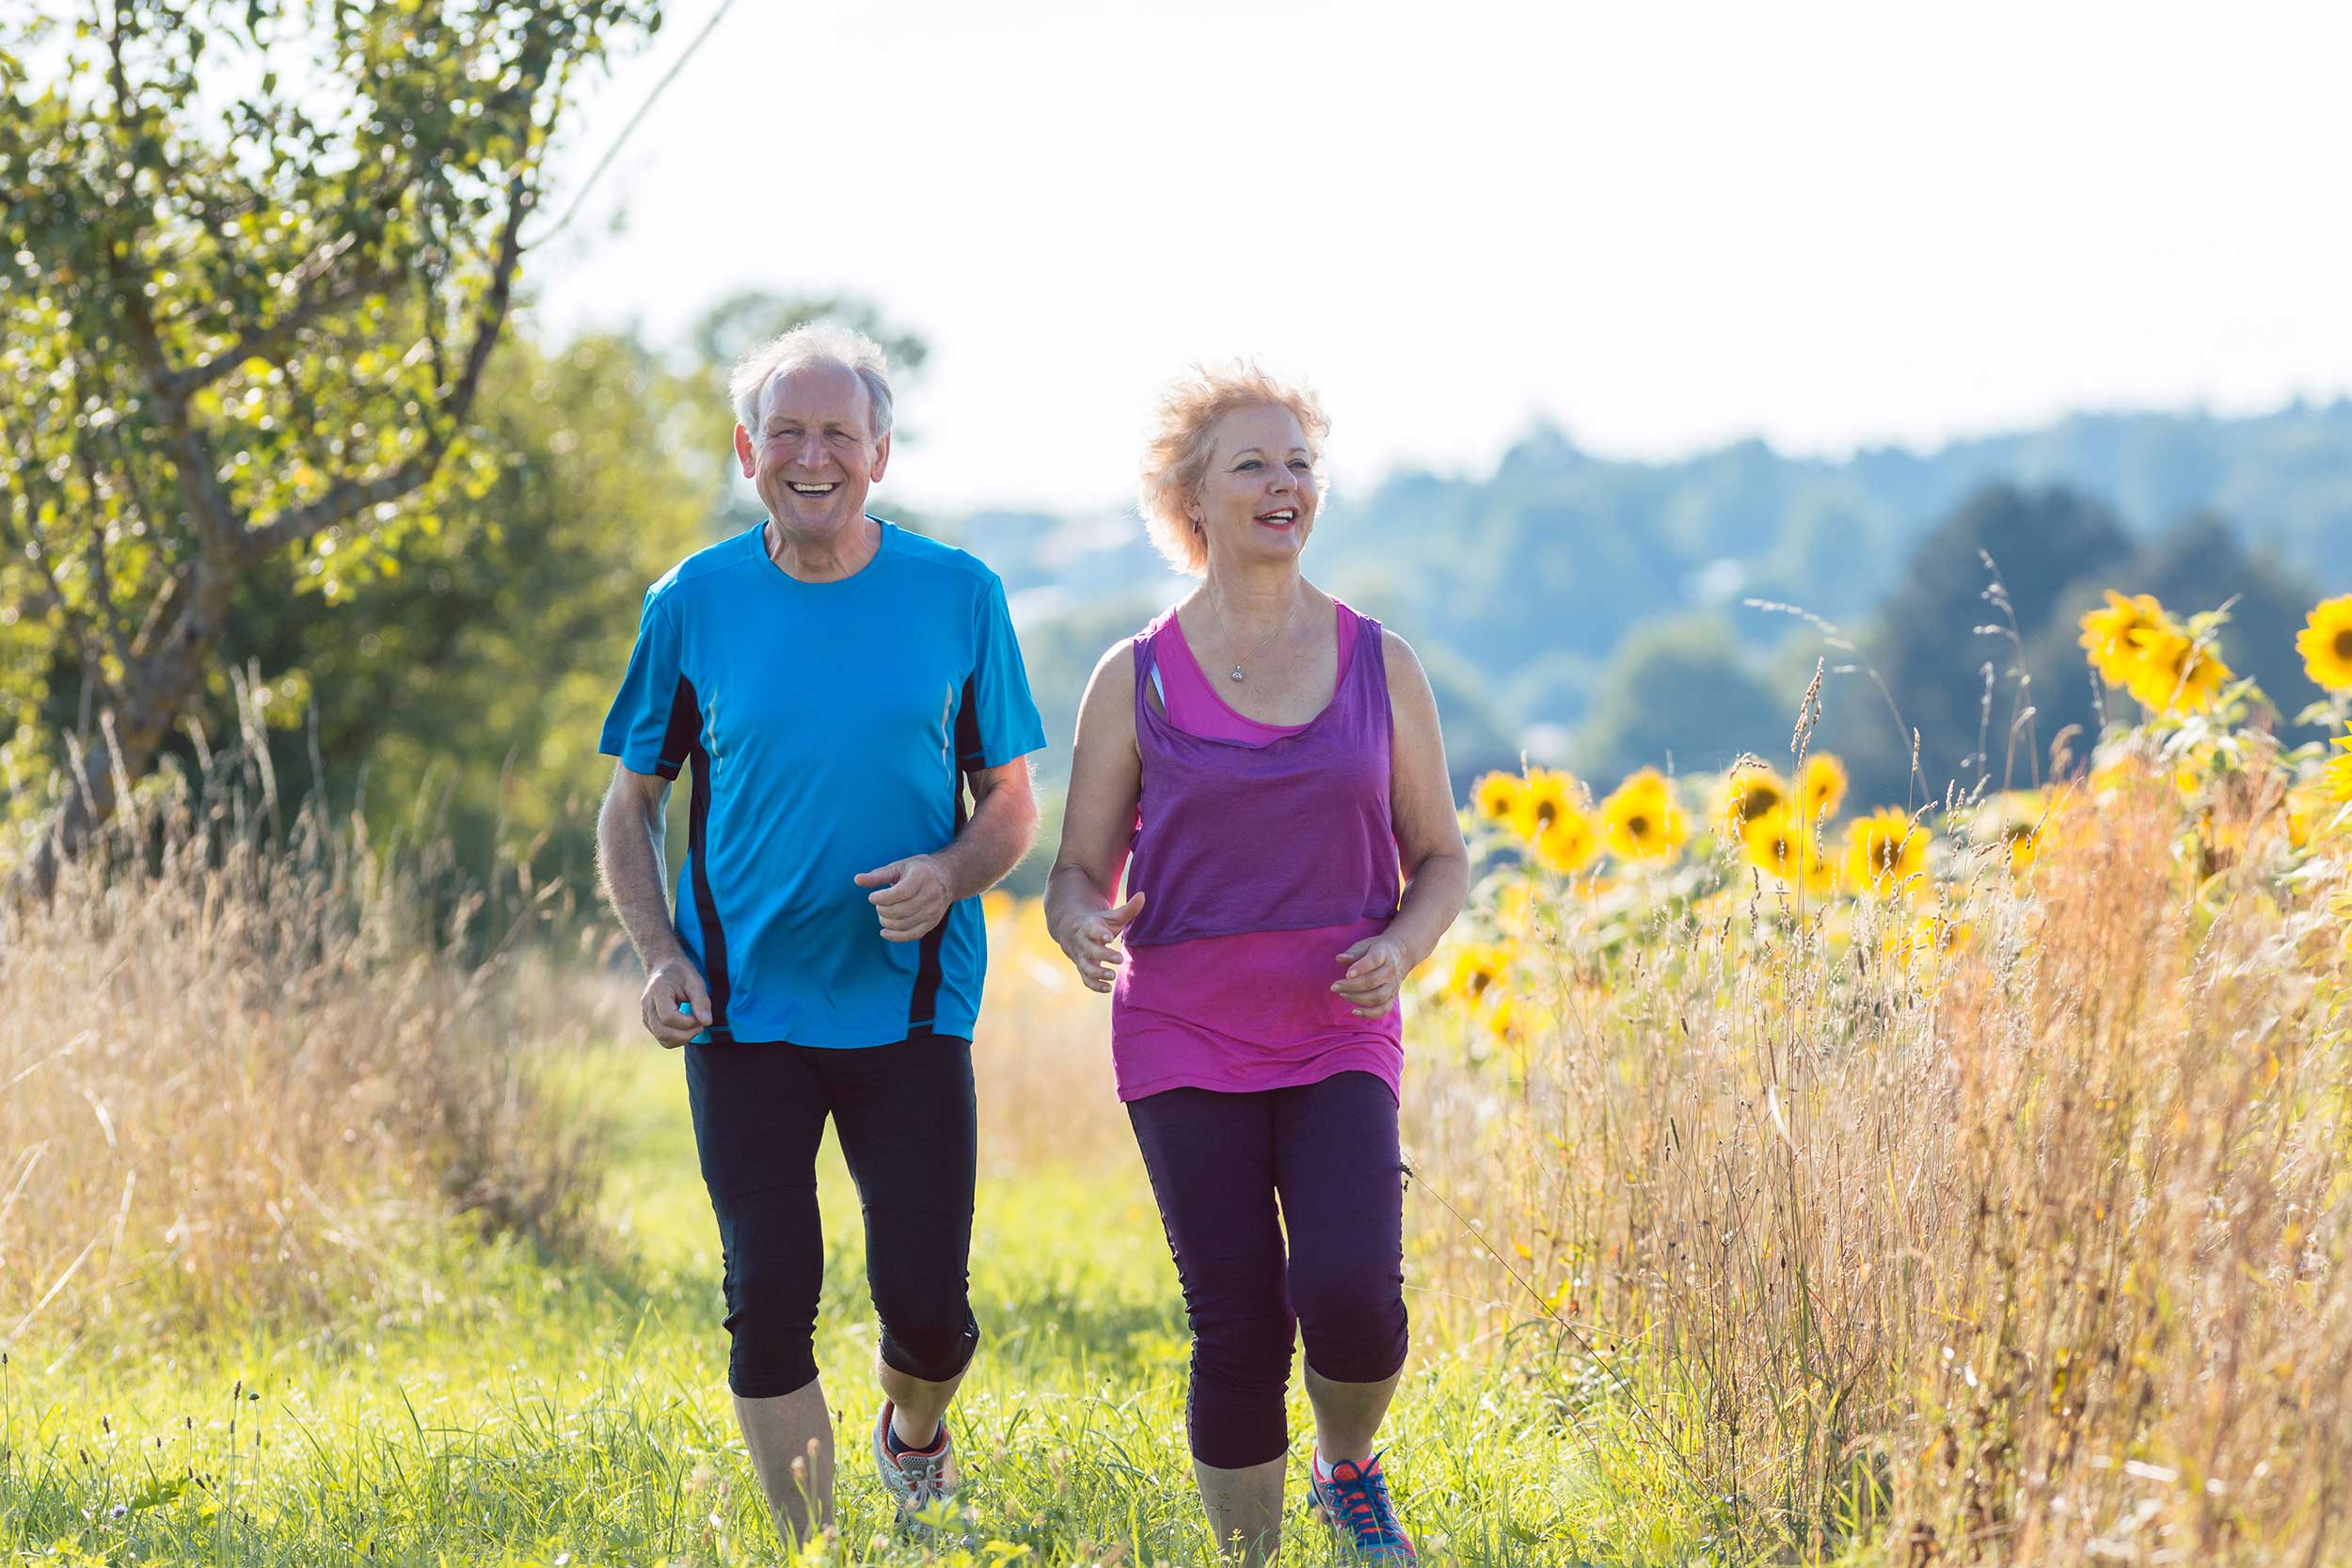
[{"x1": 684, "y1": 1032, "x2": 980, "y2": 1397}]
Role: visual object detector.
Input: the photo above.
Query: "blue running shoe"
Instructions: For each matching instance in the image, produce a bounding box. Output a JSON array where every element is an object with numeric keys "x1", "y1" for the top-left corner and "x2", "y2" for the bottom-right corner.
[{"x1": 1308, "y1": 1449, "x2": 1417, "y2": 1563}]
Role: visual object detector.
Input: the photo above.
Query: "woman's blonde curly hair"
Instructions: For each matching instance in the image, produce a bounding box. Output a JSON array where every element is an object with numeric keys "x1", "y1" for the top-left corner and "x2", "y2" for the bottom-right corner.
[{"x1": 1137, "y1": 362, "x2": 1331, "y2": 576}]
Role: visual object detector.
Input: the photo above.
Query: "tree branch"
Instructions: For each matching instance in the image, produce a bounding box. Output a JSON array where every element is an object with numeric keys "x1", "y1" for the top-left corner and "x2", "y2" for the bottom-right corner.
[
  {"x1": 129, "y1": 558, "x2": 195, "y2": 664},
  {"x1": 103, "y1": 243, "x2": 246, "y2": 558},
  {"x1": 70, "y1": 434, "x2": 140, "y2": 674},
  {"x1": 244, "y1": 167, "x2": 536, "y2": 560},
  {"x1": 167, "y1": 236, "x2": 393, "y2": 400}
]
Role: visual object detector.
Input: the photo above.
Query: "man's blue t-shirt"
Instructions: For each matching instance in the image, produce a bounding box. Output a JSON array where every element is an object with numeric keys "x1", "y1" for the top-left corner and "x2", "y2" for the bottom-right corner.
[{"x1": 599, "y1": 519, "x2": 1046, "y2": 1048}]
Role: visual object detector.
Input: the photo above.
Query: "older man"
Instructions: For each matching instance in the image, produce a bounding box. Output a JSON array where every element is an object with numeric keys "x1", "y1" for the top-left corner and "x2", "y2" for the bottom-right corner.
[{"x1": 596, "y1": 323, "x2": 1043, "y2": 1544}]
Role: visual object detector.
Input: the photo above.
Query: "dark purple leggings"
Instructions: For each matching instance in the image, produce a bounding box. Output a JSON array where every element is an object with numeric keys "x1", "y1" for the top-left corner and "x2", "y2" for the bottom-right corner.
[{"x1": 1126, "y1": 1070, "x2": 1408, "y2": 1469}]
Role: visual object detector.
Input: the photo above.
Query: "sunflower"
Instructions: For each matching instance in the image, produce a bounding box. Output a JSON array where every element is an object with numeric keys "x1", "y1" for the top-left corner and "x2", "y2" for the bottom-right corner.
[
  {"x1": 1533, "y1": 806, "x2": 1601, "y2": 876},
  {"x1": 1510, "y1": 768, "x2": 1582, "y2": 844},
  {"x1": 1484, "y1": 992, "x2": 1534, "y2": 1042},
  {"x1": 2298, "y1": 596, "x2": 2352, "y2": 692},
  {"x1": 1470, "y1": 770, "x2": 1528, "y2": 828},
  {"x1": 1742, "y1": 807, "x2": 1837, "y2": 898},
  {"x1": 1715, "y1": 763, "x2": 1788, "y2": 839},
  {"x1": 1844, "y1": 807, "x2": 1930, "y2": 897},
  {"x1": 1445, "y1": 942, "x2": 1513, "y2": 1006},
  {"x1": 1602, "y1": 769, "x2": 1689, "y2": 862},
  {"x1": 1799, "y1": 753, "x2": 1849, "y2": 821},
  {"x1": 2122, "y1": 625, "x2": 2233, "y2": 714},
  {"x1": 2327, "y1": 735, "x2": 2352, "y2": 804},
  {"x1": 2078, "y1": 591, "x2": 2169, "y2": 687}
]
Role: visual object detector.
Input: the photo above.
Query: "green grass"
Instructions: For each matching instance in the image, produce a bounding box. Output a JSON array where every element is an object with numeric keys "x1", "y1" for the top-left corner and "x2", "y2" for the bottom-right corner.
[{"x1": 1, "y1": 1046, "x2": 1697, "y2": 1565}]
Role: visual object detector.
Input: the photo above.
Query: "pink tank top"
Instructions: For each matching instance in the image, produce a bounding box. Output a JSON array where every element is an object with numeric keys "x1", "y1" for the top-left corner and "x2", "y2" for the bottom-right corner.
[{"x1": 1110, "y1": 601, "x2": 1404, "y2": 1103}]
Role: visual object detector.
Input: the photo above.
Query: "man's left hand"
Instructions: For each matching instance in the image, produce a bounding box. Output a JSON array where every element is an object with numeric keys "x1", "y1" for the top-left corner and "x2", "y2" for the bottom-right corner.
[{"x1": 854, "y1": 854, "x2": 954, "y2": 942}]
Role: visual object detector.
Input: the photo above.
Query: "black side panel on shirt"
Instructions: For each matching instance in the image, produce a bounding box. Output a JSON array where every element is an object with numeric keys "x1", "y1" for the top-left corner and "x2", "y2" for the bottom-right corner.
[
  {"x1": 679, "y1": 673, "x2": 732, "y2": 1038},
  {"x1": 656, "y1": 673, "x2": 700, "y2": 781},
  {"x1": 908, "y1": 674, "x2": 982, "y2": 1037}
]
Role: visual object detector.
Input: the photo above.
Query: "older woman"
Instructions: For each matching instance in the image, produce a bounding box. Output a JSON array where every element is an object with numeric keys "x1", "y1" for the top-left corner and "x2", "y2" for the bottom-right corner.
[{"x1": 1046, "y1": 366, "x2": 1468, "y2": 1564}]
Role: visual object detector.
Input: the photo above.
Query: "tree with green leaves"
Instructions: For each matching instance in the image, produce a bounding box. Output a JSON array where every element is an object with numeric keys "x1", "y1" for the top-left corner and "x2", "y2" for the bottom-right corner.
[
  {"x1": 1574, "y1": 612, "x2": 1793, "y2": 784},
  {"x1": 204, "y1": 291, "x2": 929, "y2": 900},
  {"x1": 0, "y1": 0, "x2": 660, "y2": 885}
]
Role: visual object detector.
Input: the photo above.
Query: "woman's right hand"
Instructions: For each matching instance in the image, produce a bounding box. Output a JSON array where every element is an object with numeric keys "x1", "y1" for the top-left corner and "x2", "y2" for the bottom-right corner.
[{"x1": 1057, "y1": 892, "x2": 1146, "y2": 992}]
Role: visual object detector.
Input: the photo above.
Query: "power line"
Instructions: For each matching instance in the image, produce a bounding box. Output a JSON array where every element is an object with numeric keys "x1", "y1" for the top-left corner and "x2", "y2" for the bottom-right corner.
[{"x1": 530, "y1": 0, "x2": 742, "y2": 247}]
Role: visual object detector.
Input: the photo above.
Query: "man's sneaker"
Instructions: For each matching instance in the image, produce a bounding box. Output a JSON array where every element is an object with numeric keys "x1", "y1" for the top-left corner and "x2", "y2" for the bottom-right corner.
[
  {"x1": 871, "y1": 1402, "x2": 959, "y2": 1528},
  {"x1": 1308, "y1": 1449, "x2": 1417, "y2": 1563}
]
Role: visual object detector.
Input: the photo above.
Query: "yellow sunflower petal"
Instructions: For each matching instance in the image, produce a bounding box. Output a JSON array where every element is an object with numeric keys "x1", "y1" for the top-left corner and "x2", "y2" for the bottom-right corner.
[
  {"x1": 1533, "y1": 806, "x2": 1600, "y2": 875},
  {"x1": 1844, "y1": 807, "x2": 1931, "y2": 897},
  {"x1": 1714, "y1": 763, "x2": 1789, "y2": 839},
  {"x1": 1471, "y1": 771, "x2": 1528, "y2": 825},
  {"x1": 2326, "y1": 735, "x2": 2352, "y2": 804},
  {"x1": 2123, "y1": 625, "x2": 2232, "y2": 714},
  {"x1": 1509, "y1": 768, "x2": 1581, "y2": 843},
  {"x1": 1603, "y1": 770, "x2": 1688, "y2": 862},
  {"x1": 1799, "y1": 753, "x2": 1849, "y2": 820},
  {"x1": 2079, "y1": 591, "x2": 2169, "y2": 688},
  {"x1": 2296, "y1": 595, "x2": 2352, "y2": 693}
]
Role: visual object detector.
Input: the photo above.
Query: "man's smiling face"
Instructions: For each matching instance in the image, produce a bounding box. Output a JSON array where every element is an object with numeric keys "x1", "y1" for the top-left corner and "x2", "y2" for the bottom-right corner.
[{"x1": 735, "y1": 359, "x2": 890, "y2": 544}]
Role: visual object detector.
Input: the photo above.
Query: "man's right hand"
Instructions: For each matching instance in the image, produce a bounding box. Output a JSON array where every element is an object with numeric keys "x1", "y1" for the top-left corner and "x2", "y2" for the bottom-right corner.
[{"x1": 641, "y1": 956, "x2": 714, "y2": 1048}]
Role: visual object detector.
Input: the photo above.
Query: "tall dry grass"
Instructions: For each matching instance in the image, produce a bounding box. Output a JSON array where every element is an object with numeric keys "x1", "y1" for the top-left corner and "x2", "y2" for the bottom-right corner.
[
  {"x1": 1407, "y1": 754, "x2": 2352, "y2": 1565},
  {"x1": 970, "y1": 895, "x2": 1131, "y2": 1177},
  {"x1": 9, "y1": 696, "x2": 2342, "y2": 1564},
  {"x1": 0, "y1": 763, "x2": 613, "y2": 1343}
]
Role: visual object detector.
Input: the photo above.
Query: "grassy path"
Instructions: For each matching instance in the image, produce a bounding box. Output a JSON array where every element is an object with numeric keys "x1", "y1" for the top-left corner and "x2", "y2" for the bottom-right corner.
[{"x1": 2, "y1": 1047, "x2": 1661, "y2": 1565}]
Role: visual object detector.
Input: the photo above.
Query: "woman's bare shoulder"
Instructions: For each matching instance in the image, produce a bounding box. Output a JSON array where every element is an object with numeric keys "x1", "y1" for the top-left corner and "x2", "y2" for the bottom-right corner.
[
  {"x1": 1375, "y1": 624, "x2": 1430, "y2": 682},
  {"x1": 1074, "y1": 637, "x2": 1141, "y2": 743},
  {"x1": 1091, "y1": 636, "x2": 1137, "y2": 682}
]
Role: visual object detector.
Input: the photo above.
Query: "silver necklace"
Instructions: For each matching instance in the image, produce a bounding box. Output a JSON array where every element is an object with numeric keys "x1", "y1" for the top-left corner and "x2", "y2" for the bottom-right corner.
[{"x1": 1209, "y1": 588, "x2": 1302, "y2": 682}]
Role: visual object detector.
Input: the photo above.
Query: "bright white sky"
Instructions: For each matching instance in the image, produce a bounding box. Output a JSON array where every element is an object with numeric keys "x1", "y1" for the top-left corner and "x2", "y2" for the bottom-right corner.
[{"x1": 528, "y1": 0, "x2": 2352, "y2": 517}]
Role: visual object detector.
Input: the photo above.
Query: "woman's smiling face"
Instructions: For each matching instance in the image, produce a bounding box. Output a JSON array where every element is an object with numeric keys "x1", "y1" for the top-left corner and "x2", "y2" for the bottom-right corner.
[{"x1": 1190, "y1": 404, "x2": 1319, "y2": 570}]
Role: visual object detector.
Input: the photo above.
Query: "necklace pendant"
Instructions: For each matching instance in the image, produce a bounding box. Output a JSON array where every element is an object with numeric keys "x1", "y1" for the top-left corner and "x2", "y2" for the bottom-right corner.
[{"x1": 1229, "y1": 666, "x2": 1246, "y2": 682}]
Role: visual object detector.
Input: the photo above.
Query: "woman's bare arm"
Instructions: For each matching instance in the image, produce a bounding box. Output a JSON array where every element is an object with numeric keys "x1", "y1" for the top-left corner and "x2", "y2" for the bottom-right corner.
[
  {"x1": 1045, "y1": 641, "x2": 1147, "y2": 990},
  {"x1": 1332, "y1": 629, "x2": 1470, "y2": 1014}
]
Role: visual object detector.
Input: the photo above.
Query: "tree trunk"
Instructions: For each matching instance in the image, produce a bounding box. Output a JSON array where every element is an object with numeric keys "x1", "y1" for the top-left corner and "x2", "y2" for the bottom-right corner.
[{"x1": 18, "y1": 553, "x2": 243, "y2": 897}]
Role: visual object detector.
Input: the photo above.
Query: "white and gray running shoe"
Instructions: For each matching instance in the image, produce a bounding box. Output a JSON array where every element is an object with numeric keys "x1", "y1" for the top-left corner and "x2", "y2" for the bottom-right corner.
[{"x1": 871, "y1": 1401, "x2": 959, "y2": 1530}]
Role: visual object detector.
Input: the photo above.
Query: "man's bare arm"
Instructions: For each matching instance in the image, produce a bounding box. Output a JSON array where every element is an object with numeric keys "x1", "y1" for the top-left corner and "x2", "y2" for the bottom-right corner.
[
  {"x1": 939, "y1": 754, "x2": 1041, "y2": 898},
  {"x1": 597, "y1": 762, "x2": 711, "y2": 1046},
  {"x1": 853, "y1": 754, "x2": 1041, "y2": 942}
]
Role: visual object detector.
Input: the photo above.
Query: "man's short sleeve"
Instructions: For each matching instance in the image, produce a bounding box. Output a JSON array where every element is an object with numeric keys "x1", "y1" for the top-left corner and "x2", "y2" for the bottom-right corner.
[
  {"x1": 599, "y1": 591, "x2": 697, "y2": 780},
  {"x1": 962, "y1": 574, "x2": 1048, "y2": 770}
]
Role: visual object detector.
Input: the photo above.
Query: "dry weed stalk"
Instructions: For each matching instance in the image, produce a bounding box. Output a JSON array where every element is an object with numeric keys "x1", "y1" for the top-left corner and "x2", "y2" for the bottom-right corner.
[
  {"x1": 1410, "y1": 768, "x2": 2351, "y2": 1564},
  {"x1": 0, "y1": 766, "x2": 611, "y2": 1341}
]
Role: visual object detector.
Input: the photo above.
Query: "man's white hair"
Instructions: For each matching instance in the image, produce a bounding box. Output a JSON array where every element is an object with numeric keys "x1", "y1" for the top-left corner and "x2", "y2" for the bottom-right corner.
[{"x1": 728, "y1": 322, "x2": 896, "y2": 439}]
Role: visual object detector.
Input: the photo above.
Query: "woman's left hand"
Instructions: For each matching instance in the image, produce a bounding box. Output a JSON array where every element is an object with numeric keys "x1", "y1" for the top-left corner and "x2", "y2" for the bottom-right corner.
[{"x1": 1332, "y1": 932, "x2": 1412, "y2": 1018}]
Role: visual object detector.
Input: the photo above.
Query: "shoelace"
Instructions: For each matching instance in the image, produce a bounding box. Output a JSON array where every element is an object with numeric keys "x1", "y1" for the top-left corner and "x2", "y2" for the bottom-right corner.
[
  {"x1": 894, "y1": 1446, "x2": 950, "y2": 1507},
  {"x1": 1322, "y1": 1457, "x2": 1411, "y2": 1550}
]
